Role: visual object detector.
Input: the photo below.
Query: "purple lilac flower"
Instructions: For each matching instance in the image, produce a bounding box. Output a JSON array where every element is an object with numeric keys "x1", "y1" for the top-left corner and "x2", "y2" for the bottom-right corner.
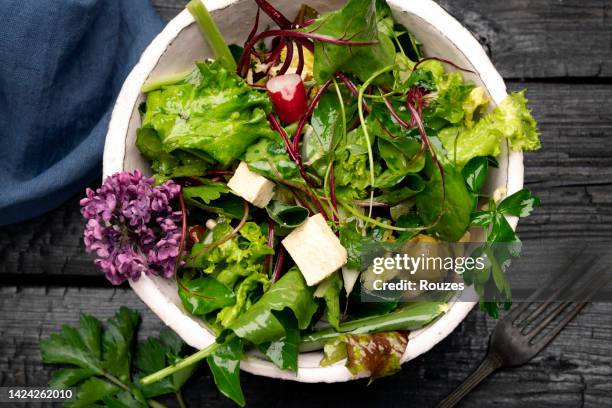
[{"x1": 80, "y1": 170, "x2": 183, "y2": 285}]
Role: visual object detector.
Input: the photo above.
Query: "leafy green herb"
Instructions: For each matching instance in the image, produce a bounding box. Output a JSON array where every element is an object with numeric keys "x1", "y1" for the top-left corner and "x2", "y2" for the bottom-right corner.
[
  {"x1": 314, "y1": 272, "x2": 343, "y2": 330},
  {"x1": 416, "y1": 162, "x2": 473, "y2": 241},
  {"x1": 258, "y1": 310, "x2": 300, "y2": 372},
  {"x1": 228, "y1": 268, "x2": 318, "y2": 344},
  {"x1": 207, "y1": 337, "x2": 245, "y2": 407},
  {"x1": 307, "y1": 0, "x2": 395, "y2": 84},
  {"x1": 266, "y1": 200, "x2": 309, "y2": 228},
  {"x1": 465, "y1": 188, "x2": 540, "y2": 317},
  {"x1": 178, "y1": 275, "x2": 236, "y2": 316},
  {"x1": 302, "y1": 302, "x2": 447, "y2": 350},
  {"x1": 40, "y1": 308, "x2": 195, "y2": 408}
]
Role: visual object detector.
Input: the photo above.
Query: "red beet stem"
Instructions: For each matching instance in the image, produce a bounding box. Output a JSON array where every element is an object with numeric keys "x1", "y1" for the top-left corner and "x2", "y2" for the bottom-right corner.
[
  {"x1": 292, "y1": 78, "x2": 333, "y2": 152},
  {"x1": 413, "y1": 57, "x2": 475, "y2": 74},
  {"x1": 272, "y1": 246, "x2": 286, "y2": 282},
  {"x1": 329, "y1": 163, "x2": 339, "y2": 222},
  {"x1": 336, "y1": 72, "x2": 370, "y2": 112},
  {"x1": 295, "y1": 42, "x2": 304, "y2": 76},
  {"x1": 278, "y1": 40, "x2": 294, "y2": 75},
  {"x1": 254, "y1": 0, "x2": 292, "y2": 29},
  {"x1": 247, "y1": 7, "x2": 261, "y2": 43},
  {"x1": 382, "y1": 94, "x2": 411, "y2": 128},
  {"x1": 264, "y1": 217, "x2": 275, "y2": 276},
  {"x1": 175, "y1": 189, "x2": 188, "y2": 273},
  {"x1": 206, "y1": 169, "x2": 235, "y2": 176},
  {"x1": 267, "y1": 113, "x2": 319, "y2": 190},
  {"x1": 239, "y1": 30, "x2": 377, "y2": 77}
]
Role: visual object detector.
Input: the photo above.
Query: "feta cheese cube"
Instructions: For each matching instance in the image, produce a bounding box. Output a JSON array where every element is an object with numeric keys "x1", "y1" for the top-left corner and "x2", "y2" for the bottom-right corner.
[
  {"x1": 227, "y1": 161, "x2": 275, "y2": 208},
  {"x1": 282, "y1": 213, "x2": 347, "y2": 286}
]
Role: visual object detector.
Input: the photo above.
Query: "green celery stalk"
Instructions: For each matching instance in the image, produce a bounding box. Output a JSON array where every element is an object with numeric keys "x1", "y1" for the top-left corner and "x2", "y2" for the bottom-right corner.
[{"x1": 187, "y1": 0, "x2": 237, "y2": 71}]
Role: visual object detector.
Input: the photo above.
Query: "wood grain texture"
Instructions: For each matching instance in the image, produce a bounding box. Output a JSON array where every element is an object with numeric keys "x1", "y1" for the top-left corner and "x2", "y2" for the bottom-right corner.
[
  {"x1": 0, "y1": 287, "x2": 610, "y2": 407},
  {"x1": 149, "y1": 0, "x2": 612, "y2": 79}
]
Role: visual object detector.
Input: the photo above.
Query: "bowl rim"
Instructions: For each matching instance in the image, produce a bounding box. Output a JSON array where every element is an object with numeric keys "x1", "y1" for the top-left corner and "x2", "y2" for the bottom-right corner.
[{"x1": 103, "y1": 0, "x2": 524, "y2": 383}]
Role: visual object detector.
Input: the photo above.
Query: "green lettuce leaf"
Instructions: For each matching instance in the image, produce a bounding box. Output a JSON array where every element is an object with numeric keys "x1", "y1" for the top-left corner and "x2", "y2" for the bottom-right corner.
[
  {"x1": 140, "y1": 60, "x2": 274, "y2": 166},
  {"x1": 439, "y1": 91, "x2": 540, "y2": 166},
  {"x1": 186, "y1": 221, "x2": 273, "y2": 328}
]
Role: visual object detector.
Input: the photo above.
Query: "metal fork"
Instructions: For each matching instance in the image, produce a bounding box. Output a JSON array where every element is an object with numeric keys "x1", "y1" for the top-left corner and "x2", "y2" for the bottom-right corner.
[{"x1": 437, "y1": 255, "x2": 610, "y2": 408}]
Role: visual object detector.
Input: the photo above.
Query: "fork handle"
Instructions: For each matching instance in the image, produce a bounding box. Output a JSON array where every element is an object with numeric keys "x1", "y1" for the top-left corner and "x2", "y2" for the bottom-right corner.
[{"x1": 437, "y1": 352, "x2": 504, "y2": 408}]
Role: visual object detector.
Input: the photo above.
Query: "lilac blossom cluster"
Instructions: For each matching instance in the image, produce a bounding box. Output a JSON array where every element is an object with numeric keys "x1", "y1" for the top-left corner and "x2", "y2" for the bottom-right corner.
[{"x1": 80, "y1": 170, "x2": 183, "y2": 285}]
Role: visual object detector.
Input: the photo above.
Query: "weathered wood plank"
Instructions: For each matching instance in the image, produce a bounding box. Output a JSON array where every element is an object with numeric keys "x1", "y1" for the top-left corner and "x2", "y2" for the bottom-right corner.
[
  {"x1": 149, "y1": 0, "x2": 612, "y2": 79},
  {"x1": 1, "y1": 82, "x2": 609, "y2": 276},
  {"x1": 0, "y1": 286, "x2": 610, "y2": 407}
]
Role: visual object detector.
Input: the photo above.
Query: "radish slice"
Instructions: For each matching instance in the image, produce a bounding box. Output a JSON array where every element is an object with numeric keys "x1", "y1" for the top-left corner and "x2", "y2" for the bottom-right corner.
[{"x1": 267, "y1": 74, "x2": 307, "y2": 124}]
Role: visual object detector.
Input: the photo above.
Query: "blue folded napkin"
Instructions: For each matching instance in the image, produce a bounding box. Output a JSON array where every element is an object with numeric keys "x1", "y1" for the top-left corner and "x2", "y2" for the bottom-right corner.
[{"x1": 0, "y1": 0, "x2": 164, "y2": 225}]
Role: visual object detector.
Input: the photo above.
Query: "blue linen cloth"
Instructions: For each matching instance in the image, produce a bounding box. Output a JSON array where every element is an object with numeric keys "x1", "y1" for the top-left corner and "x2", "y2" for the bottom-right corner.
[{"x1": 0, "y1": 0, "x2": 164, "y2": 225}]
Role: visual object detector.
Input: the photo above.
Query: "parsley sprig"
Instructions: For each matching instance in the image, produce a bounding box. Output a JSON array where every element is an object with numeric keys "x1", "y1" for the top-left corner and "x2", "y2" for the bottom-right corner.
[{"x1": 40, "y1": 307, "x2": 195, "y2": 408}]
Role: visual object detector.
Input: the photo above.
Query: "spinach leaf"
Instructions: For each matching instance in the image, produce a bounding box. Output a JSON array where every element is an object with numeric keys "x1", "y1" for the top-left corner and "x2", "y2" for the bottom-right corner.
[
  {"x1": 243, "y1": 138, "x2": 303, "y2": 185},
  {"x1": 178, "y1": 276, "x2": 236, "y2": 316},
  {"x1": 416, "y1": 162, "x2": 472, "y2": 241},
  {"x1": 307, "y1": 0, "x2": 395, "y2": 84},
  {"x1": 258, "y1": 310, "x2": 300, "y2": 372},
  {"x1": 140, "y1": 60, "x2": 274, "y2": 167},
  {"x1": 304, "y1": 90, "x2": 356, "y2": 176},
  {"x1": 207, "y1": 337, "x2": 245, "y2": 407},
  {"x1": 266, "y1": 200, "x2": 309, "y2": 228},
  {"x1": 373, "y1": 174, "x2": 425, "y2": 205},
  {"x1": 319, "y1": 272, "x2": 343, "y2": 330},
  {"x1": 228, "y1": 268, "x2": 318, "y2": 344}
]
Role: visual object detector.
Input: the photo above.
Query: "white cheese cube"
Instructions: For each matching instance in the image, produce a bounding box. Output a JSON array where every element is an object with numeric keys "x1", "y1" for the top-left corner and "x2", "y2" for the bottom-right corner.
[
  {"x1": 227, "y1": 161, "x2": 275, "y2": 208},
  {"x1": 282, "y1": 213, "x2": 347, "y2": 286}
]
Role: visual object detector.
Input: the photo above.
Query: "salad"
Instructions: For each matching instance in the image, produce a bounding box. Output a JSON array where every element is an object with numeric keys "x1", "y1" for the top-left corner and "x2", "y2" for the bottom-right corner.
[{"x1": 80, "y1": 0, "x2": 541, "y2": 405}]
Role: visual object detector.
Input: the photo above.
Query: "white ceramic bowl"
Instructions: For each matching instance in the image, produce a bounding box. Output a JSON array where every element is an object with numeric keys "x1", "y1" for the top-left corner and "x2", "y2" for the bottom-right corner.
[{"x1": 103, "y1": 0, "x2": 523, "y2": 383}]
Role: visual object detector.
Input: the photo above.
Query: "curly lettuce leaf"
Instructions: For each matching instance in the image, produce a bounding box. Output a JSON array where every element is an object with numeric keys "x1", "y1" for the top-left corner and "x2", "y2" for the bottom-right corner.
[
  {"x1": 186, "y1": 221, "x2": 273, "y2": 328},
  {"x1": 439, "y1": 91, "x2": 540, "y2": 166},
  {"x1": 140, "y1": 60, "x2": 274, "y2": 166}
]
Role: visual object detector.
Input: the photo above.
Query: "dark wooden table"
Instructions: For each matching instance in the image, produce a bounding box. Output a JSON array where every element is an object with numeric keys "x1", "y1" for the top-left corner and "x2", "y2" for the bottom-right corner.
[{"x1": 1, "y1": 1, "x2": 611, "y2": 407}]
